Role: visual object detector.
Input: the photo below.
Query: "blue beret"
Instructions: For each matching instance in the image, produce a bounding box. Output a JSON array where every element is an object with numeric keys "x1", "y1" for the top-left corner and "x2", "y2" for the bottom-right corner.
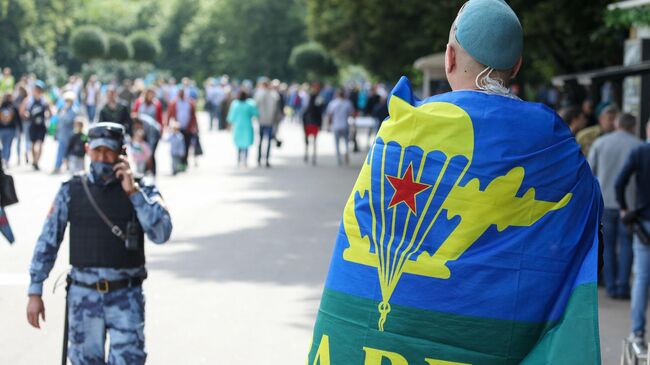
[{"x1": 454, "y1": 0, "x2": 523, "y2": 70}]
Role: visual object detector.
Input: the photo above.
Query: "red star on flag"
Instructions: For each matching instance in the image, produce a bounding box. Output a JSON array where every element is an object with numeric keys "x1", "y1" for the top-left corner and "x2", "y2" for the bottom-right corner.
[{"x1": 386, "y1": 164, "x2": 431, "y2": 214}]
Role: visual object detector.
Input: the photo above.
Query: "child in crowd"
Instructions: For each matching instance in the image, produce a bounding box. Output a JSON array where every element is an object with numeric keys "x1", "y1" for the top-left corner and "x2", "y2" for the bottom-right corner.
[
  {"x1": 128, "y1": 129, "x2": 152, "y2": 175},
  {"x1": 167, "y1": 122, "x2": 186, "y2": 175},
  {"x1": 65, "y1": 117, "x2": 87, "y2": 173}
]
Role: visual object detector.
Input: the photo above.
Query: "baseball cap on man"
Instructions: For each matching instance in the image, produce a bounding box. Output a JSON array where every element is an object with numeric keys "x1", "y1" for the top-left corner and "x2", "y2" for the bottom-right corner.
[
  {"x1": 34, "y1": 80, "x2": 46, "y2": 90},
  {"x1": 88, "y1": 122, "x2": 125, "y2": 151},
  {"x1": 454, "y1": 0, "x2": 523, "y2": 70}
]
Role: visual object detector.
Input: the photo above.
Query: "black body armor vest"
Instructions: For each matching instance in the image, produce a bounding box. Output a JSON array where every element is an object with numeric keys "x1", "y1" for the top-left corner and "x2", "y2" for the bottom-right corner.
[{"x1": 68, "y1": 177, "x2": 145, "y2": 268}]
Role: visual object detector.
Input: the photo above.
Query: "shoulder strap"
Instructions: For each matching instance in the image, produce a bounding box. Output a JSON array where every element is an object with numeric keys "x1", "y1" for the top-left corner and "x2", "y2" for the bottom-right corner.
[{"x1": 80, "y1": 176, "x2": 126, "y2": 241}]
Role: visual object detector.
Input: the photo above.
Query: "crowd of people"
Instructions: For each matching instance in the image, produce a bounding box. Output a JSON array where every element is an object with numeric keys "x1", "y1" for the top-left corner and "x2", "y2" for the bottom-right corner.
[
  {"x1": 560, "y1": 101, "x2": 650, "y2": 344},
  {"x1": 0, "y1": 69, "x2": 205, "y2": 176},
  {"x1": 209, "y1": 77, "x2": 389, "y2": 167},
  {"x1": 0, "y1": 68, "x2": 390, "y2": 176}
]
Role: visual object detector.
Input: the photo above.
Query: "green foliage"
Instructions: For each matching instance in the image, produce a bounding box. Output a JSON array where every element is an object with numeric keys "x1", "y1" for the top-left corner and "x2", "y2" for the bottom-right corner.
[
  {"x1": 157, "y1": 0, "x2": 200, "y2": 75},
  {"x1": 511, "y1": 0, "x2": 625, "y2": 85},
  {"x1": 306, "y1": 0, "x2": 456, "y2": 80},
  {"x1": 606, "y1": 7, "x2": 650, "y2": 28},
  {"x1": 19, "y1": 48, "x2": 67, "y2": 85},
  {"x1": 135, "y1": 1, "x2": 165, "y2": 31},
  {"x1": 1, "y1": 0, "x2": 307, "y2": 80},
  {"x1": 129, "y1": 31, "x2": 159, "y2": 63},
  {"x1": 0, "y1": 0, "x2": 627, "y2": 87},
  {"x1": 69, "y1": 25, "x2": 107, "y2": 60},
  {"x1": 106, "y1": 34, "x2": 132, "y2": 60},
  {"x1": 81, "y1": 60, "x2": 156, "y2": 83},
  {"x1": 0, "y1": 0, "x2": 36, "y2": 74},
  {"x1": 289, "y1": 42, "x2": 338, "y2": 79},
  {"x1": 181, "y1": 0, "x2": 306, "y2": 80},
  {"x1": 306, "y1": 0, "x2": 625, "y2": 84},
  {"x1": 338, "y1": 65, "x2": 374, "y2": 86},
  {"x1": 71, "y1": 0, "x2": 157, "y2": 35},
  {"x1": 30, "y1": 0, "x2": 78, "y2": 73},
  {"x1": 31, "y1": 0, "x2": 75, "y2": 55}
]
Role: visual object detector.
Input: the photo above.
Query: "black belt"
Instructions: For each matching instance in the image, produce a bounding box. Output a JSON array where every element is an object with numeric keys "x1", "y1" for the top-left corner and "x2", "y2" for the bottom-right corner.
[{"x1": 66, "y1": 276, "x2": 143, "y2": 294}]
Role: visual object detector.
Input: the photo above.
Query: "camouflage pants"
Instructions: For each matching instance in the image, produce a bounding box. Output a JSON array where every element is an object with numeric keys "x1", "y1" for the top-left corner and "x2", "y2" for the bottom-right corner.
[{"x1": 67, "y1": 285, "x2": 146, "y2": 365}]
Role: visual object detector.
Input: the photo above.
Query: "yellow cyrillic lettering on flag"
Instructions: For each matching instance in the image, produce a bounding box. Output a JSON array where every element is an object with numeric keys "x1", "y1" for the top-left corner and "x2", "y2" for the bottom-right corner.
[
  {"x1": 363, "y1": 347, "x2": 409, "y2": 365},
  {"x1": 312, "y1": 335, "x2": 331, "y2": 365}
]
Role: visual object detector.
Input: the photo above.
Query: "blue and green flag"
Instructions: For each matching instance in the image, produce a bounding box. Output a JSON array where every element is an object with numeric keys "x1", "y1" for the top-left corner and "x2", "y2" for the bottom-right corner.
[{"x1": 308, "y1": 77, "x2": 602, "y2": 365}]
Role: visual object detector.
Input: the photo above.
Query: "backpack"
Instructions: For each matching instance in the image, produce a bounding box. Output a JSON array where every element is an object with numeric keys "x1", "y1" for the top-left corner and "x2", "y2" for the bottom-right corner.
[{"x1": 0, "y1": 105, "x2": 14, "y2": 126}]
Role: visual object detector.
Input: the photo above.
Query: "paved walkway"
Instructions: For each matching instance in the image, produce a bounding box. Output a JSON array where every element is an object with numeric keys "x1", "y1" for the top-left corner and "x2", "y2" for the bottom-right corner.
[{"x1": 0, "y1": 114, "x2": 635, "y2": 364}]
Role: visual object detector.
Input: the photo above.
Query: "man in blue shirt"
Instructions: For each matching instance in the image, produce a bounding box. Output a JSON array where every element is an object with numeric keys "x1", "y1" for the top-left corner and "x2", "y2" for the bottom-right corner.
[
  {"x1": 589, "y1": 113, "x2": 642, "y2": 299},
  {"x1": 26, "y1": 122, "x2": 172, "y2": 364}
]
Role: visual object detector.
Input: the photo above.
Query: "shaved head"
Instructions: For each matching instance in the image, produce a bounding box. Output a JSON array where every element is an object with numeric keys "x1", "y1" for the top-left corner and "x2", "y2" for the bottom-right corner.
[{"x1": 448, "y1": 29, "x2": 486, "y2": 76}]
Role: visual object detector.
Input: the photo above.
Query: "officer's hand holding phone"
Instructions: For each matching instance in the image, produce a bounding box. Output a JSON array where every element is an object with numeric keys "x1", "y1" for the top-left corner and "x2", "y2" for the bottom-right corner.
[{"x1": 113, "y1": 155, "x2": 138, "y2": 197}]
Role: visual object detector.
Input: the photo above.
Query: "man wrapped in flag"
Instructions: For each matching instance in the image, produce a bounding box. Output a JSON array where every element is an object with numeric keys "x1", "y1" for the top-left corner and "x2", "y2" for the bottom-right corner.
[{"x1": 307, "y1": 0, "x2": 603, "y2": 364}]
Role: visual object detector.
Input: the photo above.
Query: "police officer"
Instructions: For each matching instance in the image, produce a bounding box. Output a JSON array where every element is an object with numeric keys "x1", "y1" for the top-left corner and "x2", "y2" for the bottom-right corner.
[{"x1": 26, "y1": 122, "x2": 172, "y2": 364}]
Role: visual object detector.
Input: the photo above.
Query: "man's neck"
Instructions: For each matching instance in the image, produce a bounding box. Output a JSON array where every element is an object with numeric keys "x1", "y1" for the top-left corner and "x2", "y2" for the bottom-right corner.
[
  {"x1": 450, "y1": 80, "x2": 480, "y2": 92},
  {"x1": 450, "y1": 79, "x2": 517, "y2": 99}
]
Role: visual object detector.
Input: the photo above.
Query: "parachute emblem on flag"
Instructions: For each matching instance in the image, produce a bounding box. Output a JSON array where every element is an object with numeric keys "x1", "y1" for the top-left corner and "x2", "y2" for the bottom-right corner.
[{"x1": 342, "y1": 95, "x2": 572, "y2": 331}]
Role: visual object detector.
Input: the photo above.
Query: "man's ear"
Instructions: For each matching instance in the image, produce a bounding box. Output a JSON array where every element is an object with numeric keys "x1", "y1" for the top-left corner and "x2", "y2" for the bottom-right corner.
[
  {"x1": 84, "y1": 143, "x2": 89, "y2": 154},
  {"x1": 510, "y1": 56, "x2": 523, "y2": 80},
  {"x1": 445, "y1": 43, "x2": 456, "y2": 75}
]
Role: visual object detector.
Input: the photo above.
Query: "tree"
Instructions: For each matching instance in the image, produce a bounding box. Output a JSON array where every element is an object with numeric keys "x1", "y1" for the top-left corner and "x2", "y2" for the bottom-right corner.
[
  {"x1": 32, "y1": 0, "x2": 80, "y2": 74},
  {"x1": 0, "y1": 0, "x2": 169, "y2": 74},
  {"x1": 157, "y1": 0, "x2": 200, "y2": 75},
  {"x1": 32, "y1": 0, "x2": 76, "y2": 55},
  {"x1": 306, "y1": 0, "x2": 625, "y2": 83},
  {"x1": 289, "y1": 42, "x2": 337, "y2": 80},
  {"x1": 306, "y1": 0, "x2": 456, "y2": 80},
  {"x1": 181, "y1": 0, "x2": 306, "y2": 80},
  {"x1": 606, "y1": 6, "x2": 650, "y2": 28},
  {"x1": 19, "y1": 48, "x2": 67, "y2": 84},
  {"x1": 106, "y1": 34, "x2": 132, "y2": 60},
  {"x1": 70, "y1": 0, "x2": 153, "y2": 35},
  {"x1": 129, "y1": 31, "x2": 159, "y2": 63},
  {"x1": 69, "y1": 25, "x2": 107, "y2": 60},
  {"x1": 0, "y1": 0, "x2": 36, "y2": 74},
  {"x1": 63, "y1": 0, "x2": 164, "y2": 72},
  {"x1": 510, "y1": 0, "x2": 624, "y2": 84}
]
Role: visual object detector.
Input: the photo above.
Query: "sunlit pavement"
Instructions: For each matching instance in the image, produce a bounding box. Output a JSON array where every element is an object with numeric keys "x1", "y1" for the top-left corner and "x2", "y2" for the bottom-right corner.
[{"x1": 0, "y1": 113, "x2": 634, "y2": 364}]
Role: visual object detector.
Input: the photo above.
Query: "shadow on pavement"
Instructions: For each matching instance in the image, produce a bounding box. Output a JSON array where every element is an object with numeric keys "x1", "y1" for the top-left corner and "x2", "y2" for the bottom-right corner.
[{"x1": 148, "y1": 155, "x2": 363, "y2": 287}]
